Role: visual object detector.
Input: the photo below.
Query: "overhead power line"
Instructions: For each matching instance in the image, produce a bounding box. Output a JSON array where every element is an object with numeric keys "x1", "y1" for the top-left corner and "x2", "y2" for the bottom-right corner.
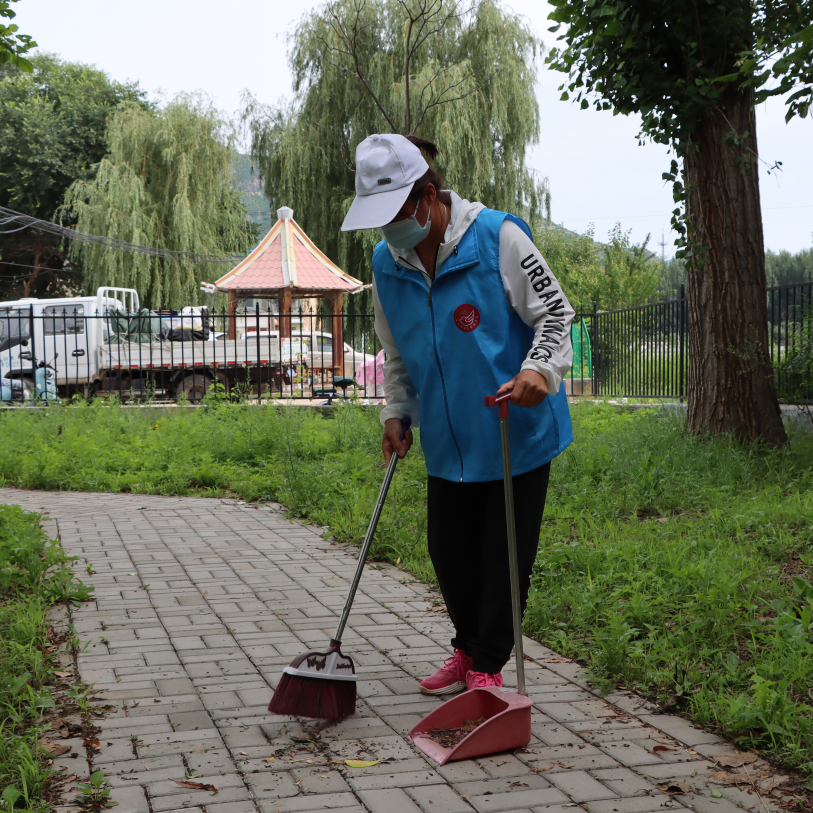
[{"x1": 0, "y1": 206, "x2": 245, "y2": 265}]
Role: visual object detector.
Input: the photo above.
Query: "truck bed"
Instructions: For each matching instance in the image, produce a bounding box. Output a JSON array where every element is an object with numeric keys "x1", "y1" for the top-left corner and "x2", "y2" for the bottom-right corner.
[{"x1": 99, "y1": 337, "x2": 289, "y2": 372}]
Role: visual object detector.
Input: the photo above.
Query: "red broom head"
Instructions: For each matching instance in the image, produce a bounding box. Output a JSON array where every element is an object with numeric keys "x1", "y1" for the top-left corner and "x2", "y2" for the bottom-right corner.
[{"x1": 269, "y1": 672, "x2": 356, "y2": 720}]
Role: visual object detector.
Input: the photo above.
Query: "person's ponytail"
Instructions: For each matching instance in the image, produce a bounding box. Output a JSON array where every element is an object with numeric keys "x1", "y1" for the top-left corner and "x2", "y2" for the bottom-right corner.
[
  {"x1": 405, "y1": 135, "x2": 450, "y2": 205},
  {"x1": 406, "y1": 135, "x2": 440, "y2": 161}
]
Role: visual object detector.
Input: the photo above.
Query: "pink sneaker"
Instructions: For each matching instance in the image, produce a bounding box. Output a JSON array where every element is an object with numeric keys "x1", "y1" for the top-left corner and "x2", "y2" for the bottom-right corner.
[
  {"x1": 420, "y1": 649, "x2": 472, "y2": 695},
  {"x1": 466, "y1": 670, "x2": 504, "y2": 690}
]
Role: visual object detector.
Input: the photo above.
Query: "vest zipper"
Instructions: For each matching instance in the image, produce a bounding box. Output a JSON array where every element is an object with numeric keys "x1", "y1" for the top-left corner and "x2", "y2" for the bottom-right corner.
[{"x1": 426, "y1": 248, "x2": 465, "y2": 482}]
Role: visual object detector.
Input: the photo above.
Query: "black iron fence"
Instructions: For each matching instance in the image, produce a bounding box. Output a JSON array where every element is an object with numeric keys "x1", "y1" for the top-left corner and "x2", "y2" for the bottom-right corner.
[
  {"x1": 1, "y1": 281, "x2": 810, "y2": 404},
  {"x1": 571, "y1": 282, "x2": 813, "y2": 401}
]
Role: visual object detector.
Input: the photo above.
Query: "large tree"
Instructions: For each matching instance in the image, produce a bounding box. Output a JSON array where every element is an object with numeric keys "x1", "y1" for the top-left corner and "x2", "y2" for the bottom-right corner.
[
  {"x1": 0, "y1": 53, "x2": 147, "y2": 298},
  {"x1": 243, "y1": 0, "x2": 548, "y2": 308},
  {"x1": 64, "y1": 95, "x2": 258, "y2": 310},
  {"x1": 547, "y1": 1, "x2": 813, "y2": 445}
]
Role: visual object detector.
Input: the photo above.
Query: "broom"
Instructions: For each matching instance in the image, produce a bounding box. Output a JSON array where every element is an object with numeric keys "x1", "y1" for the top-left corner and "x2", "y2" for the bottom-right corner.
[{"x1": 269, "y1": 418, "x2": 411, "y2": 720}]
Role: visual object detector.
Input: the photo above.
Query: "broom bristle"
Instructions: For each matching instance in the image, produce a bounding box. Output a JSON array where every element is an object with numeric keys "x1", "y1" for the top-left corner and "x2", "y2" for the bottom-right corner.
[{"x1": 269, "y1": 673, "x2": 356, "y2": 720}]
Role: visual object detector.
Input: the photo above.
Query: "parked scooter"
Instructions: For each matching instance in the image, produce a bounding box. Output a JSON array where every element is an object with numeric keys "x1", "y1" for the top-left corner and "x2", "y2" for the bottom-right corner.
[{"x1": 0, "y1": 340, "x2": 58, "y2": 404}]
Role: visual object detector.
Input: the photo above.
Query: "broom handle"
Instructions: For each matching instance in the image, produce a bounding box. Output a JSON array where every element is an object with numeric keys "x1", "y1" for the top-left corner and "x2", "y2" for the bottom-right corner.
[
  {"x1": 333, "y1": 418, "x2": 411, "y2": 643},
  {"x1": 486, "y1": 393, "x2": 526, "y2": 697}
]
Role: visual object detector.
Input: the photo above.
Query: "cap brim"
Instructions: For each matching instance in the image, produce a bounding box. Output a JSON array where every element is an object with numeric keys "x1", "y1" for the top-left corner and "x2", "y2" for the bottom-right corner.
[{"x1": 341, "y1": 185, "x2": 412, "y2": 232}]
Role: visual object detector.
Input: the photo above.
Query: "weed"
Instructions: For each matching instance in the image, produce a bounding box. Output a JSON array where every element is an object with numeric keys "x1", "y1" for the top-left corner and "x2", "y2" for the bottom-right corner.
[{"x1": 73, "y1": 770, "x2": 118, "y2": 810}]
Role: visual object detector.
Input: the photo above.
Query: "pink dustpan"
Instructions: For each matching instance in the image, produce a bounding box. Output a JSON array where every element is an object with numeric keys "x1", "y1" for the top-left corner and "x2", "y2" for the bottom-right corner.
[{"x1": 409, "y1": 687, "x2": 533, "y2": 764}]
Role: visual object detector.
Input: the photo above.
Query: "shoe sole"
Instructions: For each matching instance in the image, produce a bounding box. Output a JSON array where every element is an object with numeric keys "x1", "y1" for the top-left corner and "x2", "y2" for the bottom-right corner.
[{"x1": 419, "y1": 680, "x2": 467, "y2": 696}]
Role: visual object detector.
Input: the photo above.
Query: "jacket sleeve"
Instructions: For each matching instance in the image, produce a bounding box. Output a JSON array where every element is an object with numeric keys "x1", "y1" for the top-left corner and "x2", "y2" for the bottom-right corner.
[
  {"x1": 499, "y1": 220, "x2": 575, "y2": 393},
  {"x1": 372, "y1": 277, "x2": 421, "y2": 427}
]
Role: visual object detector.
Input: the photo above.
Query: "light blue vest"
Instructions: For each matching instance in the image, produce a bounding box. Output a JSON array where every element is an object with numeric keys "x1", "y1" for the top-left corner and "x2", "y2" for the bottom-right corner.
[{"x1": 373, "y1": 207, "x2": 573, "y2": 482}]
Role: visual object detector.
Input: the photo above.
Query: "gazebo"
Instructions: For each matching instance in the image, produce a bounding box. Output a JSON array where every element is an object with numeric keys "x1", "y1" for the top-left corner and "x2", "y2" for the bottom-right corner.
[{"x1": 214, "y1": 207, "x2": 364, "y2": 376}]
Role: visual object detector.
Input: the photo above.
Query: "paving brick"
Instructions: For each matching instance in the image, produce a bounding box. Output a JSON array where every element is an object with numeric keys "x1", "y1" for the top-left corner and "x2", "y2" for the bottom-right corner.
[
  {"x1": 467, "y1": 787, "x2": 569, "y2": 812},
  {"x1": 206, "y1": 803, "x2": 258, "y2": 813},
  {"x1": 255, "y1": 794, "x2": 363, "y2": 812},
  {"x1": 597, "y1": 741, "x2": 667, "y2": 767},
  {"x1": 245, "y1": 769, "x2": 300, "y2": 799},
  {"x1": 474, "y1": 754, "x2": 533, "y2": 779},
  {"x1": 291, "y1": 765, "x2": 352, "y2": 794},
  {"x1": 406, "y1": 784, "x2": 475, "y2": 813},
  {"x1": 545, "y1": 770, "x2": 617, "y2": 801},
  {"x1": 581, "y1": 799, "x2": 679, "y2": 813},
  {"x1": 588, "y1": 767, "x2": 660, "y2": 797},
  {"x1": 357, "y1": 788, "x2": 424, "y2": 813},
  {"x1": 107, "y1": 785, "x2": 150, "y2": 813},
  {"x1": 348, "y1": 769, "x2": 446, "y2": 791}
]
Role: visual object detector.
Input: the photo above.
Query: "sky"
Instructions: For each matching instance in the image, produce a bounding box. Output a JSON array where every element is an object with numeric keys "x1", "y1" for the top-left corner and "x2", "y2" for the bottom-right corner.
[{"x1": 14, "y1": 0, "x2": 813, "y2": 256}]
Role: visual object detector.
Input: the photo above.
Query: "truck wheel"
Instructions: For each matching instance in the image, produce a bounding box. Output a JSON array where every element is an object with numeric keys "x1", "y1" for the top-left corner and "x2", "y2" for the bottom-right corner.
[{"x1": 176, "y1": 373, "x2": 213, "y2": 403}]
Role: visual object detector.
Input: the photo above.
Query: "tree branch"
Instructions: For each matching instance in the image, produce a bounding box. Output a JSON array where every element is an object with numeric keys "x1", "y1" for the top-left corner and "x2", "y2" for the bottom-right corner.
[{"x1": 325, "y1": 0, "x2": 398, "y2": 132}]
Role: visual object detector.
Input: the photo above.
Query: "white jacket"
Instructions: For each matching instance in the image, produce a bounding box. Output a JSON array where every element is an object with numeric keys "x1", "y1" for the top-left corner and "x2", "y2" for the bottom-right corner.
[{"x1": 373, "y1": 191, "x2": 575, "y2": 426}]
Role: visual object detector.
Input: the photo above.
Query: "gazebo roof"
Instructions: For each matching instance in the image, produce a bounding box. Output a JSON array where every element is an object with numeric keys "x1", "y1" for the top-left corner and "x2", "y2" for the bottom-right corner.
[{"x1": 215, "y1": 207, "x2": 363, "y2": 295}]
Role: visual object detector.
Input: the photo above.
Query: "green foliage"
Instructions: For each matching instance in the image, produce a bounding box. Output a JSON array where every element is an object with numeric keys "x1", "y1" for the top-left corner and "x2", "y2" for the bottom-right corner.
[
  {"x1": 0, "y1": 53, "x2": 148, "y2": 299},
  {"x1": 546, "y1": 1, "x2": 813, "y2": 261},
  {"x1": 64, "y1": 95, "x2": 259, "y2": 310},
  {"x1": 0, "y1": 0, "x2": 35, "y2": 72},
  {"x1": 0, "y1": 505, "x2": 93, "y2": 812},
  {"x1": 0, "y1": 54, "x2": 147, "y2": 218},
  {"x1": 547, "y1": 1, "x2": 810, "y2": 148},
  {"x1": 766, "y1": 247, "x2": 813, "y2": 288},
  {"x1": 243, "y1": 0, "x2": 548, "y2": 306},
  {"x1": 655, "y1": 247, "x2": 813, "y2": 299},
  {"x1": 1, "y1": 403, "x2": 813, "y2": 771},
  {"x1": 534, "y1": 222, "x2": 661, "y2": 311}
]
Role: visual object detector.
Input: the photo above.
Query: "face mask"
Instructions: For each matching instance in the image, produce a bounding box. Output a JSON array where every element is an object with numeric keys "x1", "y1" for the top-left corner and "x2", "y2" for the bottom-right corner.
[{"x1": 378, "y1": 202, "x2": 431, "y2": 249}]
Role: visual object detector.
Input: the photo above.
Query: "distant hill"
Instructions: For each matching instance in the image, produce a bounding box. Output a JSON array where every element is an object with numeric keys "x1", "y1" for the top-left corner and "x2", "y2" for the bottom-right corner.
[{"x1": 235, "y1": 154, "x2": 272, "y2": 231}]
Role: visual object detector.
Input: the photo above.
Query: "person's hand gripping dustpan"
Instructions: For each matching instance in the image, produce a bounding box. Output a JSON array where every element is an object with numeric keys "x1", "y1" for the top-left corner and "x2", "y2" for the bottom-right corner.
[{"x1": 408, "y1": 392, "x2": 534, "y2": 765}]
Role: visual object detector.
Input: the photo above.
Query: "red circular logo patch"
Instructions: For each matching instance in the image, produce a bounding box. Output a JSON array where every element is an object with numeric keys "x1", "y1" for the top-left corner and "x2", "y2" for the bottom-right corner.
[{"x1": 454, "y1": 304, "x2": 480, "y2": 332}]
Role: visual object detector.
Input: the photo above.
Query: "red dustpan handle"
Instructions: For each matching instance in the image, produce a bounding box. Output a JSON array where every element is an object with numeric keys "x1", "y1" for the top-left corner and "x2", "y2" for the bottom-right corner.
[{"x1": 485, "y1": 392, "x2": 526, "y2": 696}]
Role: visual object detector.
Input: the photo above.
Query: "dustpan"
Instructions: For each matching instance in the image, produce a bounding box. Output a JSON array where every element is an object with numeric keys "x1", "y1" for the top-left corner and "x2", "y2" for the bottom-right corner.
[{"x1": 409, "y1": 392, "x2": 533, "y2": 764}]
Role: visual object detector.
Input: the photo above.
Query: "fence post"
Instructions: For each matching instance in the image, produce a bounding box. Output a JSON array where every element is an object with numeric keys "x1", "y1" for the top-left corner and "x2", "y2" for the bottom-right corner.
[
  {"x1": 678, "y1": 283, "x2": 686, "y2": 403},
  {"x1": 592, "y1": 301, "x2": 598, "y2": 397}
]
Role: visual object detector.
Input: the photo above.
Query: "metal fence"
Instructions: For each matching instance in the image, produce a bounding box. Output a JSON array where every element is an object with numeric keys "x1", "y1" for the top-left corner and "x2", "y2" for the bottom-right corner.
[
  {"x1": 1, "y1": 281, "x2": 810, "y2": 404},
  {"x1": 569, "y1": 281, "x2": 813, "y2": 401}
]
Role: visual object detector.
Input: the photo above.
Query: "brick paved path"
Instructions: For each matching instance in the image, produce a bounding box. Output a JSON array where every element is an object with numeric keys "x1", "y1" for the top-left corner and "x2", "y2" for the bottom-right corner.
[{"x1": 0, "y1": 489, "x2": 783, "y2": 813}]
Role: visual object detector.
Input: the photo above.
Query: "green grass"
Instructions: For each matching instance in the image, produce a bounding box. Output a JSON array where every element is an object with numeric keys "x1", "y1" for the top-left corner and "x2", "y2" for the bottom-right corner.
[
  {"x1": 0, "y1": 506, "x2": 93, "y2": 812},
  {"x1": 0, "y1": 399, "x2": 812, "y2": 780}
]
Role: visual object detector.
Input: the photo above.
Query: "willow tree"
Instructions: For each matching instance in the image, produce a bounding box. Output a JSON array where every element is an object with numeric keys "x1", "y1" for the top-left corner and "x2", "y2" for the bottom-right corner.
[
  {"x1": 547, "y1": 1, "x2": 813, "y2": 445},
  {"x1": 64, "y1": 95, "x2": 257, "y2": 310},
  {"x1": 243, "y1": 0, "x2": 548, "y2": 305}
]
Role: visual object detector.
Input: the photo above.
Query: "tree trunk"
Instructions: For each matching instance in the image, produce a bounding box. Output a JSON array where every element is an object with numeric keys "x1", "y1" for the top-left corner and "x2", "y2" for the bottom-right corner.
[
  {"x1": 683, "y1": 87, "x2": 786, "y2": 445},
  {"x1": 23, "y1": 248, "x2": 41, "y2": 298}
]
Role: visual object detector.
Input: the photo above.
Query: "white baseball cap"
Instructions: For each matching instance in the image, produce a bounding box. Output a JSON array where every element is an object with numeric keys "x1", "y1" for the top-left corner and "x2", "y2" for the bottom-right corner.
[{"x1": 341, "y1": 134, "x2": 429, "y2": 232}]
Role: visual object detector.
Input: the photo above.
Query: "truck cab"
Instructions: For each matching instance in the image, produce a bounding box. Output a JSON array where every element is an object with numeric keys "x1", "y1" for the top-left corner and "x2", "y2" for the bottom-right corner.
[{"x1": 0, "y1": 287, "x2": 139, "y2": 394}]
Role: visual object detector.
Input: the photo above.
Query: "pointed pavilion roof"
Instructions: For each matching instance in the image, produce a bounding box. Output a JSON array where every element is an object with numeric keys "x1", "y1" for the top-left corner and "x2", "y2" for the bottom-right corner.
[{"x1": 215, "y1": 207, "x2": 364, "y2": 295}]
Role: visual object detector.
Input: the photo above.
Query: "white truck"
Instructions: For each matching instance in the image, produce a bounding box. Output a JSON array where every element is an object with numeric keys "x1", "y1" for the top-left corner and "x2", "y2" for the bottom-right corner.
[{"x1": 0, "y1": 287, "x2": 370, "y2": 401}]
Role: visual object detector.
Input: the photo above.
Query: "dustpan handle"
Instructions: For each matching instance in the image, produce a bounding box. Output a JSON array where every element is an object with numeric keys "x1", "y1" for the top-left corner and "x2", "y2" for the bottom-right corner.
[
  {"x1": 485, "y1": 393, "x2": 526, "y2": 696},
  {"x1": 333, "y1": 418, "x2": 411, "y2": 643}
]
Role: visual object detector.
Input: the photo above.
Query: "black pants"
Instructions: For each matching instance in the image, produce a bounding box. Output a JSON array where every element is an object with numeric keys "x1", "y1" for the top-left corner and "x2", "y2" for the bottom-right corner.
[{"x1": 427, "y1": 463, "x2": 551, "y2": 674}]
